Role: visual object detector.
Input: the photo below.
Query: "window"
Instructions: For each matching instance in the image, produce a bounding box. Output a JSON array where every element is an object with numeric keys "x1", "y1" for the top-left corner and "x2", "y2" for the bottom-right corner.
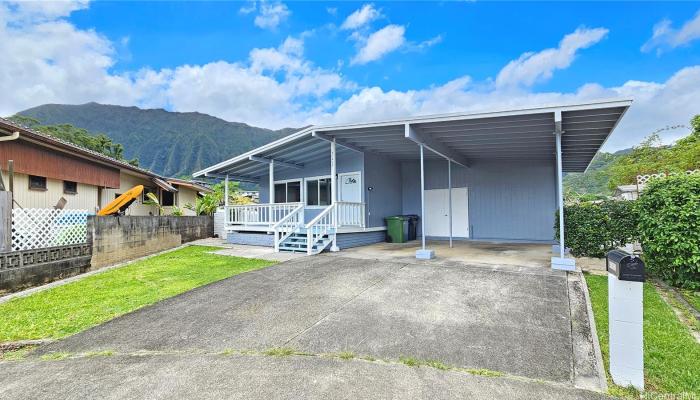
[
  {"x1": 28, "y1": 175, "x2": 47, "y2": 191},
  {"x1": 142, "y1": 187, "x2": 157, "y2": 203},
  {"x1": 161, "y1": 190, "x2": 175, "y2": 206},
  {"x1": 273, "y1": 180, "x2": 301, "y2": 203},
  {"x1": 306, "y1": 177, "x2": 331, "y2": 206},
  {"x1": 63, "y1": 181, "x2": 78, "y2": 194}
]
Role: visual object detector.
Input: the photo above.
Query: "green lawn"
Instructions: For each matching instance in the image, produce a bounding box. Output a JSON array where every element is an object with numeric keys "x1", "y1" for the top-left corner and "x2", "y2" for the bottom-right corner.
[
  {"x1": 585, "y1": 274, "x2": 700, "y2": 396},
  {"x1": 0, "y1": 246, "x2": 273, "y2": 343},
  {"x1": 680, "y1": 289, "x2": 700, "y2": 312}
]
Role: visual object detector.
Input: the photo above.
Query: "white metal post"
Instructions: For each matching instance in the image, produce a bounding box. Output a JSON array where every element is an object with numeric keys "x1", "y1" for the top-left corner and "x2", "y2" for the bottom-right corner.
[
  {"x1": 551, "y1": 121, "x2": 575, "y2": 270},
  {"x1": 416, "y1": 144, "x2": 435, "y2": 259},
  {"x1": 448, "y1": 159, "x2": 453, "y2": 248},
  {"x1": 269, "y1": 160, "x2": 275, "y2": 204},
  {"x1": 224, "y1": 174, "x2": 229, "y2": 208},
  {"x1": 556, "y1": 132, "x2": 564, "y2": 259},
  {"x1": 330, "y1": 138, "x2": 339, "y2": 251}
]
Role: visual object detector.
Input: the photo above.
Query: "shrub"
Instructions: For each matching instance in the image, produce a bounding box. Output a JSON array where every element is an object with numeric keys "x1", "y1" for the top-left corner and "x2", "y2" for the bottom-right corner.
[
  {"x1": 555, "y1": 200, "x2": 638, "y2": 258},
  {"x1": 636, "y1": 174, "x2": 700, "y2": 289}
]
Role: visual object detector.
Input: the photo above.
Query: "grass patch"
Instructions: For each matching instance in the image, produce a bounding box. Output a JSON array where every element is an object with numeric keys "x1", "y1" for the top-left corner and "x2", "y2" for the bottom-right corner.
[
  {"x1": 462, "y1": 368, "x2": 504, "y2": 377},
  {"x1": 399, "y1": 356, "x2": 420, "y2": 367},
  {"x1": 0, "y1": 246, "x2": 273, "y2": 343},
  {"x1": 263, "y1": 347, "x2": 297, "y2": 357},
  {"x1": 84, "y1": 350, "x2": 114, "y2": 357},
  {"x1": 337, "y1": 351, "x2": 354, "y2": 360},
  {"x1": 359, "y1": 355, "x2": 376, "y2": 362},
  {"x1": 424, "y1": 360, "x2": 450, "y2": 370},
  {"x1": 680, "y1": 289, "x2": 700, "y2": 312},
  {"x1": 0, "y1": 345, "x2": 36, "y2": 361},
  {"x1": 585, "y1": 274, "x2": 700, "y2": 395}
]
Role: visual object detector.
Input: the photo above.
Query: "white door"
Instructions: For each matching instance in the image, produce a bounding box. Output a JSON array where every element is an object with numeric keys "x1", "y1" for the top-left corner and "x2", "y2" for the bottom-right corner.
[
  {"x1": 338, "y1": 172, "x2": 362, "y2": 202},
  {"x1": 424, "y1": 188, "x2": 469, "y2": 238}
]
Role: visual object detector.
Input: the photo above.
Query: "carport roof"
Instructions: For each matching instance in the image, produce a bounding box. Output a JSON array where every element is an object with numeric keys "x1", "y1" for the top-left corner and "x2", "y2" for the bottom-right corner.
[{"x1": 193, "y1": 98, "x2": 632, "y2": 180}]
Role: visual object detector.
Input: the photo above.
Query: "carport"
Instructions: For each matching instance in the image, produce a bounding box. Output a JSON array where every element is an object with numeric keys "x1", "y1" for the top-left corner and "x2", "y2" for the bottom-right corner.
[
  {"x1": 195, "y1": 99, "x2": 632, "y2": 268},
  {"x1": 311, "y1": 99, "x2": 631, "y2": 268}
]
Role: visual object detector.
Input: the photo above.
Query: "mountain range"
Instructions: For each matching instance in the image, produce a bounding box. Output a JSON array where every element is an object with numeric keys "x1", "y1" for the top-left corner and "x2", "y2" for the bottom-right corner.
[{"x1": 17, "y1": 103, "x2": 299, "y2": 178}]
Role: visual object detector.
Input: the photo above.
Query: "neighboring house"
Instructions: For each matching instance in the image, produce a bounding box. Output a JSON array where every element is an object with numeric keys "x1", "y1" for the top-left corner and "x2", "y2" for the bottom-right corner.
[
  {"x1": 613, "y1": 185, "x2": 639, "y2": 200},
  {"x1": 195, "y1": 99, "x2": 632, "y2": 269},
  {"x1": 0, "y1": 117, "x2": 210, "y2": 216}
]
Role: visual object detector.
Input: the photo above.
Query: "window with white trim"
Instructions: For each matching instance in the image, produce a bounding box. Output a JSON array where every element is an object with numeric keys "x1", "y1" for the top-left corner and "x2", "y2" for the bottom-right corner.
[
  {"x1": 306, "y1": 177, "x2": 331, "y2": 206},
  {"x1": 273, "y1": 180, "x2": 301, "y2": 203}
]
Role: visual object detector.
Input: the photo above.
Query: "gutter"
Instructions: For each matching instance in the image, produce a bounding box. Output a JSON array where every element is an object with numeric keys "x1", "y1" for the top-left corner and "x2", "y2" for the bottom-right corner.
[{"x1": 0, "y1": 131, "x2": 20, "y2": 142}]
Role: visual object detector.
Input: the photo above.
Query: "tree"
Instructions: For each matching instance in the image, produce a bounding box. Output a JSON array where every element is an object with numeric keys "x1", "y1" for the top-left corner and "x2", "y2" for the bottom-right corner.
[
  {"x1": 7, "y1": 115, "x2": 140, "y2": 166},
  {"x1": 185, "y1": 181, "x2": 252, "y2": 215},
  {"x1": 607, "y1": 116, "x2": 700, "y2": 190}
]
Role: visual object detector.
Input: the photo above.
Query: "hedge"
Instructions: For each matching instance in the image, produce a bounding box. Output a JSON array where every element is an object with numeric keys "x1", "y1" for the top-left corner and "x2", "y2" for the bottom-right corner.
[
  {"x1": 555, "y1": 200, "x2": 638, "y2": 258},
  {"x1": 636, "y1": 174, "x2": 700, "y2": 289}
]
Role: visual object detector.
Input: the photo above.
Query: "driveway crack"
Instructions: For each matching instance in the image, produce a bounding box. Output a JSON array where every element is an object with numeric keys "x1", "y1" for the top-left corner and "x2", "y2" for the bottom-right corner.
[{"x1": 281, "y1": 263, "x2": 409, "y2": 346}]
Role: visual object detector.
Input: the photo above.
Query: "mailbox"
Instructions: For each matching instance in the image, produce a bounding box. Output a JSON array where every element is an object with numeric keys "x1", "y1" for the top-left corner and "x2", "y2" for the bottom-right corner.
[{"x1": 606, "y1": 250, "x2": 645, "y2": 282}]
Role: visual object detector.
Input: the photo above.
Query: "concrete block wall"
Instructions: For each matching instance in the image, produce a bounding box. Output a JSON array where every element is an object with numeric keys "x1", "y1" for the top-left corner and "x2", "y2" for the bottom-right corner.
[
  {"x1": 88, "y1": 215, "x2": 214, "y2": 269},
  {"x1": 0, "y1": 244, "x2": 92, "y2": 294}
]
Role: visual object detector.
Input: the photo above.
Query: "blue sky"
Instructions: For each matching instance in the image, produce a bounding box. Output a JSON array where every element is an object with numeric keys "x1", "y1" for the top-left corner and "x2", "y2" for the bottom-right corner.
[{"x1": 2, "y1": 1, "x2": 700, "y2": 150}]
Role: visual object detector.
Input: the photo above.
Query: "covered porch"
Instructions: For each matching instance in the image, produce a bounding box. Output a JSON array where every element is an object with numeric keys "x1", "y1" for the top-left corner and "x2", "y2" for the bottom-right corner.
[{"x1": 194, "y1": 99, "x2": 631, "y2": 267}]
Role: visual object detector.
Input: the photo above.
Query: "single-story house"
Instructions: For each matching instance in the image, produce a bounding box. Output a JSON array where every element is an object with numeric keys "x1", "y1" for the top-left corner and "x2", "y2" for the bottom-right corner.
[
  {"x1": 613, "y1": 184, "x2": 640, "y2": 200},
  {"x1": 194, "y1": 99, "x2": 632, "y2": 269},
  {"x1": 0, "y1": 117, "x2": 211, "y2": 216}
]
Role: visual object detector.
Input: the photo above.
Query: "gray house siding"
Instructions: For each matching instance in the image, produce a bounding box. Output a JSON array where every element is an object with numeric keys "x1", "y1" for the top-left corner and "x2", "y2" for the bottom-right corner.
[
  {"x1": 401, "y1": 159, "x2": 556, "y2": 242},
  {"x1": 363, "y1": 153, "x2": 402, "y2": 228},
  {"x1": 228, "y1": 232, "x2": 274, "y2": 247},
  {"x1": 258, "y1": 149, "x2": 364, "y2": 223},
  {"x1": 336, "y1": 231, "x2": 386, "y2": 249}
]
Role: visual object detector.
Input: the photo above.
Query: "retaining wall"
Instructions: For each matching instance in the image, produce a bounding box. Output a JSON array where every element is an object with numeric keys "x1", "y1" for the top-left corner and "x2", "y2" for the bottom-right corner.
[
  {"x1": 89, "y1": 215, "x2": 214, "y2": 269},
  {"x1": 0, "y1": 244, "x2": 91, "y2": 294}
]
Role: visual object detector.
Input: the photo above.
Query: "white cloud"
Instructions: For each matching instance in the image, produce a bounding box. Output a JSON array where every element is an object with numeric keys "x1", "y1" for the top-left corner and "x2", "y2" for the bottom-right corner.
[
  {"x1": 326, "y1": 7, "x2": 337, "y2": 16},
  {"x1": 642, "y1": 11, "x2": 700, "y2": 53},
  {"x1": 496, "y1": 27, "x2": 608, "y2": 88},
  {"x1": 1, "y1": 4, "x2": 698, "y2": 151},
  {"x1": 254, "y1": 1, "x2": 290, "y2": 30},
  {"x1": 341, "y1": 4, "x2": 381, "y2": 30},
  {"x1": 238, "y1": 1, "x2": 257, "y2": 15},
  {"x1": 319, "y1": 66, "x2": 700, "y2": 151},
  {"x1": 351, "y1": 24, "x2": 406, "y2": 65}
]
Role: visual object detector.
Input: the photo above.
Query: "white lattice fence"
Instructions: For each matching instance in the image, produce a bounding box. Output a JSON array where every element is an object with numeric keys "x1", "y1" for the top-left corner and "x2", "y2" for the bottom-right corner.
[
  {"x1": 637, "y1": 169, "x2": 700, "y2": 186},
  {"x1": 12, "y1": 208, "x2": 89, "y2": 251}
]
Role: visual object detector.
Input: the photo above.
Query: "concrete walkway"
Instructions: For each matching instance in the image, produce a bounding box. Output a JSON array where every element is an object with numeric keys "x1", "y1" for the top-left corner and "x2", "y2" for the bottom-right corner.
[{"x1": 0, "y1": 254, "x2": 606, "y2": 399}]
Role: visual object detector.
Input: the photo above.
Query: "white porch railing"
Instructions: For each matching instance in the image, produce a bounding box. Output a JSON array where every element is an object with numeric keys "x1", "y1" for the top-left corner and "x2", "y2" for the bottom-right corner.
[
  {"x1": 226, "y1": 203, "x2": 302, "y2": 228},
  {"x1": 272, "y1": 204, "x2": 304, "y2": 252},
  {"x1": 305, "y1": 204, "x2": 336, "y2": 255},
  {"x1": 336, "y1": 201, "x2": 365, "y2": 228}
]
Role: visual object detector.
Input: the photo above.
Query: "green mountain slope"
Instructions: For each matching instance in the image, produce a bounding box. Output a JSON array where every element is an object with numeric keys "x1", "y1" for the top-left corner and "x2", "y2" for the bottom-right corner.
[{"x1": 17, "y1": 103, "x2": 298, "y2": 177}]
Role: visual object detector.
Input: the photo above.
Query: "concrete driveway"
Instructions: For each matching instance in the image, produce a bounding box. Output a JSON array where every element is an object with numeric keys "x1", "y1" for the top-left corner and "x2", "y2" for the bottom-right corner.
[{"x1": 0, "y1": 254, "x2": 606, "y2": 399}]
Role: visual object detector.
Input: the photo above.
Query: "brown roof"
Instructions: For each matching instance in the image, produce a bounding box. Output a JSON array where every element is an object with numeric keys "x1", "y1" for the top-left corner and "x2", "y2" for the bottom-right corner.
[{"x1": 0, "y1": 117, "x2": 207, "y2": 192}]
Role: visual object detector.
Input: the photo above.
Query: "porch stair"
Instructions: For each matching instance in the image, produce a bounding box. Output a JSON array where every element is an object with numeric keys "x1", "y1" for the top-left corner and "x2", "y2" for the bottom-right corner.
[{"x1": 277, "y1": 228, "x2": 334, "y2": 254}]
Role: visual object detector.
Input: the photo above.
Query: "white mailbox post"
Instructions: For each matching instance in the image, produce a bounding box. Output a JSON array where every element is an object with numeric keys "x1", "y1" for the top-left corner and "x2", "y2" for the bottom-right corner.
[{"x1": 607, "y1": 250, "x2": 645, "y2": 391}]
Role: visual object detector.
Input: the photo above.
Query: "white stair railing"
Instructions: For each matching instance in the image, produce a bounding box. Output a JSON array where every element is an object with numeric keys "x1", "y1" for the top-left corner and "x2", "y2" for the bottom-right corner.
[
  {"x1": 305, "y1": 204, "x2": 336, "y2": 255},
  {"x1": 226, "y1": 203, "x2": 302, "y2": 228},
  {"x1": 272, "y1": 204, "x2": 304, "y2": 252},
  {"x1": 336, "y1": 202, "x2": 365, "y2": 227}
]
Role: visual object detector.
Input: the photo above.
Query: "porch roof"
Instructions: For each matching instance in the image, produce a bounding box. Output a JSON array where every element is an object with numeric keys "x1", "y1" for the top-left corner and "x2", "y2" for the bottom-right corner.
[{"x1": 194, "y1": 98, "x2": 632, "y2": 180}]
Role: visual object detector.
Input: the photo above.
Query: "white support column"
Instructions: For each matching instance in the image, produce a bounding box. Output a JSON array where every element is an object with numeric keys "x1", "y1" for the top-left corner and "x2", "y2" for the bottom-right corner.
[
  {"x1": 269, "y1": 160, "x2": 275, "y2": 204},
  {"x1": 416, "y1": 144, "x2": 435, "y2": 260},
  {"x1": 448, "y1": 159, "x2": 453, "y2": 248},
  {"x1": 224, "y1": 174, "x2": 230, "y2": 208},
  {"x1": 330, "y1": 138, "x2": 339, "y2": 252},
  {"x1": 551, "y1": 110, "x2": 575, "y2": 271}
]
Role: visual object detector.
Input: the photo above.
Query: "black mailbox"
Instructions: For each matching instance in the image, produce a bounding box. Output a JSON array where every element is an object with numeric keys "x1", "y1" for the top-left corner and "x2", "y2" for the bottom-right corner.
[{"x1": 606, "y1": 250, "x2": 645, "y2": 282}]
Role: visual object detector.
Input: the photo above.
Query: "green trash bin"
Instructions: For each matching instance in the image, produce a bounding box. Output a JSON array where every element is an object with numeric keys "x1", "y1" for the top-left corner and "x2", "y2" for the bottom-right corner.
[{"x1": 385, "y1": 216, "x2": 408, "y2": 243}]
